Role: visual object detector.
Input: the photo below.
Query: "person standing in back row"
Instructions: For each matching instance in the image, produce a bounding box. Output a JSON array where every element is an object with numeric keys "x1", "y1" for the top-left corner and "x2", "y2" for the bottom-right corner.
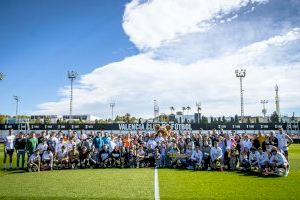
[
  {"x1": 3, "y1": 129, "x2": 15, "y2": 170},
  {"x1": 26, "y1": 132, "x2": 38, "y2": 159},
  {"x1": 15, "y1": 132, "x2": 27, "y2": 169}
]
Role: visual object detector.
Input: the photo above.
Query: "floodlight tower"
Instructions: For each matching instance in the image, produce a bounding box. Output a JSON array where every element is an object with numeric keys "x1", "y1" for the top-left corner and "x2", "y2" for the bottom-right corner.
[
  {"x1": 260, "y1": 100, "x2": 268, "y2": 121},
  {"x1": 13, "y1": 96, "x2": 20, "y2": 123},
  {"x1": 235, "y1": 69, "x2": 246, "y2": 123},
  {"x1": 196, "y1": 102, "x2": 202, "y2": 124},
  {"x1": 154, "y1": 99, "x2": 159, "y2": 122},
  {"x1": 275, "y1": 85, "x2": 280, "y2": 118},
  {"x1": 110, "y1": 102, "x2": 116, "y2": 122},
  {"x1": 67, "y1": 70, "x2": 78, "y2": 120}
]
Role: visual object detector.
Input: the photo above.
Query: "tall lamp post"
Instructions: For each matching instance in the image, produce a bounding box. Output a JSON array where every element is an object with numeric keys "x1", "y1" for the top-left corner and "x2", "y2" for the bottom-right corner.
[
  {"x1": 68, "y1": 71, "x2": 78, "y2": 121},
  {"x1": 0, "y1": 72, "x2": 4, "y2": 80},
  {"x1": 110, "y1": 102, "x2": 115, "y2": 122},
  {"x1": 13, "y1": 96, "x2": 20, "y2": 123},
  {"x1": 196, "y1": 102, "x2": 201, "y2": 123},
  {"x1": 235, "y1": 69, "x2": 246, "y2": 123},
  {"x1": 260, "y1": 100, "x2": 268, "y2": 122}
]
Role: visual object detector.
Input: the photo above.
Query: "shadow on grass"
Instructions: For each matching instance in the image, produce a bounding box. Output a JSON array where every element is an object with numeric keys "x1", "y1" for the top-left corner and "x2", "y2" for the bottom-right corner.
[
  {"x1": 157, "y1": 167, "x2": 283, "y2": 178},
  {"x1": 0, "y1": 196, "x2": 147, "y2": 200}
]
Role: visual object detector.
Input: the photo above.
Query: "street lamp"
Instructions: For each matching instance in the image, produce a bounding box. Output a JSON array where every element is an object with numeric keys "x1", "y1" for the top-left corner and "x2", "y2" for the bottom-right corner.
[
  {"x1": 13, "y1": 96, "x2": 20, "y2": 123},
  {"x1": 235, "y1": 69, "x2": 246, "y2": 123},
  {"x1": 110, "y1": 102, "x2": 115, "y2": 122},
  {"x1": 260, "y1": 100, "x2": 268, "y2": 122},
  {"x1": 0, "y1": 72, "x2": 4, "y2": 80},
  {"x1": 196, "y1": 102, "x2": 201, "y2": 123},
  {"x1": 68, "y1": 70, "x2": 78, "y2": 121}
]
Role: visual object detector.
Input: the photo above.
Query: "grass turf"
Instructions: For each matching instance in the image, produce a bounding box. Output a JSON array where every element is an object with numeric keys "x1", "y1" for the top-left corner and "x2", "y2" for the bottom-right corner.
[
  {"x1": 0, "y1": 144, "x2": 299, "y2": 199},
  {"x1": 159, "y1": 144, "x2": 300, "y2": 199}
]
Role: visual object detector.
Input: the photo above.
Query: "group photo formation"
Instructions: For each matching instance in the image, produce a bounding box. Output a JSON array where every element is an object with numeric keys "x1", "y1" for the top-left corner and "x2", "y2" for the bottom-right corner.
[
  {"x1": 3, "y1": 126, "x2": 293, "y2": 177},
  {"x1": 1, "y1": 0, "x2": 300, "y2": 199}
]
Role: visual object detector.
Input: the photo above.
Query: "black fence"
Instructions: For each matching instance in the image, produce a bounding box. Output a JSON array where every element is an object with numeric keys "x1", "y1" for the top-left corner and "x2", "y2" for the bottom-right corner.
[{"x1": 0, "y1": 123, "x2": 298, "y2": 131}]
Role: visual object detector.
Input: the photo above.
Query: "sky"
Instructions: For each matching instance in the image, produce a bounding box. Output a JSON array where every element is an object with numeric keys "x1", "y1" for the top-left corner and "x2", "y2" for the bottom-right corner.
[{"x1": 0, "y1": 0, "x2": 300, "y2": 119}]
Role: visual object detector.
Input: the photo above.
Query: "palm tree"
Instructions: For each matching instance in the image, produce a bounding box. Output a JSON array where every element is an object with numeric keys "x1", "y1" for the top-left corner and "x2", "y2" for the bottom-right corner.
[
  {"x1": 125, "y1": 113, "x2": 131, "y2": 123},
  {"x1": 182, "y1": 107, "x2": 186, "y2": 115},
  {"x1": 186, "y1": 106, "x2": 191, "y2": 115},
  {"x1": 170, "y1": 106, "x2": 175, "y2": 114}
]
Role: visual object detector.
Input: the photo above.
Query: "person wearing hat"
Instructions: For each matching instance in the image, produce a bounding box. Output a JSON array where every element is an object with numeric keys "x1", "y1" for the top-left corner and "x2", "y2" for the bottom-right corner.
[
  {"x1": 269, "y1": 147, "x2": 289, "y2": 176},
  {"x1": 27, "y1": 149, "x2": 41, "y2": 172}
]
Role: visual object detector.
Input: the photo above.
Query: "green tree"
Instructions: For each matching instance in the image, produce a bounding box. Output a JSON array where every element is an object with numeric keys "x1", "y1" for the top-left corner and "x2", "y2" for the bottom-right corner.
[
  {"x1": 0, "y1": 115, "x2": 10, "y2": 124},
  {"x1": 125, "y1": 113, "x2": 131, "y2": 123},
  {"x1": 222, "y1": 116, "x2": 226, "y2": 123},
  {"x1": 201, "y1": 116, "x2": 208, "y2": 124},
  {"x1": 270, "y1": 111, "x2": 279, "y2": 123},
  {"x1": 247, "y1": 117, "x2": 251, "y2": 123},
  {"x1": 234, "y1": 114, "x2": 239, "y2": 123}
]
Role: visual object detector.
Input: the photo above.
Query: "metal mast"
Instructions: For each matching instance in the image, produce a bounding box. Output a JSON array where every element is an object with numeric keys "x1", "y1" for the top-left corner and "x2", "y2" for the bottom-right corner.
[
  {"x1": 260, "y1": 100, "x2": 268, "y2": 121},
  {"x1": 154, "y1": 99, "x2": 159, "y2": 122},
  {"x1": 275, "y1": 85, "x2": 280, "y2": 118},
  {"x1": 68, "y1": 71, "x2": 78, "y2": 120},
  {"x1": 13, "y1": 96, "x2": 20, "y2": 123},
  {"x1": 235, "y1": 69, "x2": 246, "y2": 122},
  {"x1": 196, "y1": 102, "x2": 201, "y2": 123},
  {"x1": 110, "y1": 102, "x2": 115, "y2": 122}
]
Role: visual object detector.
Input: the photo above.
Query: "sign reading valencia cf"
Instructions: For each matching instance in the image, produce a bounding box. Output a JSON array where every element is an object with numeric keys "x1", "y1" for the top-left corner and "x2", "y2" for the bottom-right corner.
[
  {"x1": 0, "y1": 123, "x2": 298, "y2": 131},
  {"x1": 118, "y1": 123, "x2": 192, "y2": 131}
]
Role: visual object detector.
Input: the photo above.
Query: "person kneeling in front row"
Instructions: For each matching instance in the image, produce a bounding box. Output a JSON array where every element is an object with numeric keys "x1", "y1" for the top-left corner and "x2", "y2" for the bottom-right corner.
[{"x1": 28, "y1": 149, "x2": 41, "y2": 172}]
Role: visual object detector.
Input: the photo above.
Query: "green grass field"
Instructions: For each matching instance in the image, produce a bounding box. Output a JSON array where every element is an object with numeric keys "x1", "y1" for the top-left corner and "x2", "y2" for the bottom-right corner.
[{"x1": 0, "y1": 144, "x2": 299, "y2": 200}]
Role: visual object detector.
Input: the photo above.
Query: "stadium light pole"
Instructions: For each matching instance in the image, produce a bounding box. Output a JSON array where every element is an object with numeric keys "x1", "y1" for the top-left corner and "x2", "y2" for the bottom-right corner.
[
  {"x1": 196, "y1": 102, "x2": 201, "y2": 124},
  {"x1": 0, "y1": 72, "x2": 4, "y2": 80},
  {"x1": 68, "y1": 71, "x2": 78, "y2": 121},
  {"x1": 13, "y1": 96, "x2": 20, "y2": 123},
  {"x1": 260, "y1": 100, "x2": 268, "y2": 122},
  {"x1": 235, "y1": 69, "x2": 246, "y2": 123},
  {"x1": 110, "y1": 102, "x2": 115, "y2": 122}
]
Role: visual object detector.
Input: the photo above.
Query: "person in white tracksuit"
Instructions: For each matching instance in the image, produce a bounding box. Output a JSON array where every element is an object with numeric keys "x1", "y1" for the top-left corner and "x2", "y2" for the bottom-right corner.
[
  {"x1": 249, "y1": 147, "x2": 259, "y2": 168},
  {"x1": 257, "y1": 147, "x2": 270, "y2": 175},
  {"x1": 270, "y1": 147, "x2": 289, "y2": 176},
  {"x1": 276, "y1": 128, "x2": 293, "y2": 161},
  {"x1": 210, "y1": 141, "x2": 223, "y2": 170}
]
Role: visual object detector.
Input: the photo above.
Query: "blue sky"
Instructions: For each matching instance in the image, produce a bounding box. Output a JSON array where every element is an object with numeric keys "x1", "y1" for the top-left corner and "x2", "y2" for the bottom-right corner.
[
  {"x1": 0, "y1": 0, "x2": 137, "y2": 115},
  {"x1": 0, "y1": 0, "x2": 300, "y2": 118}
]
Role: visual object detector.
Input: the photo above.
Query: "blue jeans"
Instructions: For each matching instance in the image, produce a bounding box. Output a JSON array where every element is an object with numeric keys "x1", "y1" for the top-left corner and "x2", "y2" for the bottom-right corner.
[{"x1": 17, "y1": 150, "x2": 26, "y2": 168}]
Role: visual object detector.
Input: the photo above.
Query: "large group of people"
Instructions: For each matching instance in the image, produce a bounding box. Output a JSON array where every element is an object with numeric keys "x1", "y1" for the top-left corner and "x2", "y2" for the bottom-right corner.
[{"x1": 2, "y1": 127, "x2": 293, "y2": 176}]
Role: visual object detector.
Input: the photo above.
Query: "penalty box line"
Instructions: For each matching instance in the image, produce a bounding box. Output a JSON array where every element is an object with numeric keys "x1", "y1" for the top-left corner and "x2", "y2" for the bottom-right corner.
[{"x1": 155, "y1": 168, "x2": 160, "y2": 200}]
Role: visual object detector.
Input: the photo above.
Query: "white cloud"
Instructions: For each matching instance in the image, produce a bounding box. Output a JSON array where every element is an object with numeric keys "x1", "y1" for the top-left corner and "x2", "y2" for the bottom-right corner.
[
  {"x1": 36, "y1": 28, "x2": 300, "y2": 118},
  {"x1": 122, "y1": 0, "x2": 268, "y2": 50},
  {"x1": 36, "y1": 0, "x2": 300, "y2": 118}
]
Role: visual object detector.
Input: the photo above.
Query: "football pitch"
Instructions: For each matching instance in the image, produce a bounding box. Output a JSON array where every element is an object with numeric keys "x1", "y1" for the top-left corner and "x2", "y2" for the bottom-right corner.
[{"x1": 0, "y1": 145, "x2": 299, "y2": 200}]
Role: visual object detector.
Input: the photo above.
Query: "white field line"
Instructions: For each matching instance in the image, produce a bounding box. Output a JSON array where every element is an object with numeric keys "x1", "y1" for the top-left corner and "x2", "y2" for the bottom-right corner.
[{"x1": 154, "y1": 168, "x2": 160, "y2": 200}]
